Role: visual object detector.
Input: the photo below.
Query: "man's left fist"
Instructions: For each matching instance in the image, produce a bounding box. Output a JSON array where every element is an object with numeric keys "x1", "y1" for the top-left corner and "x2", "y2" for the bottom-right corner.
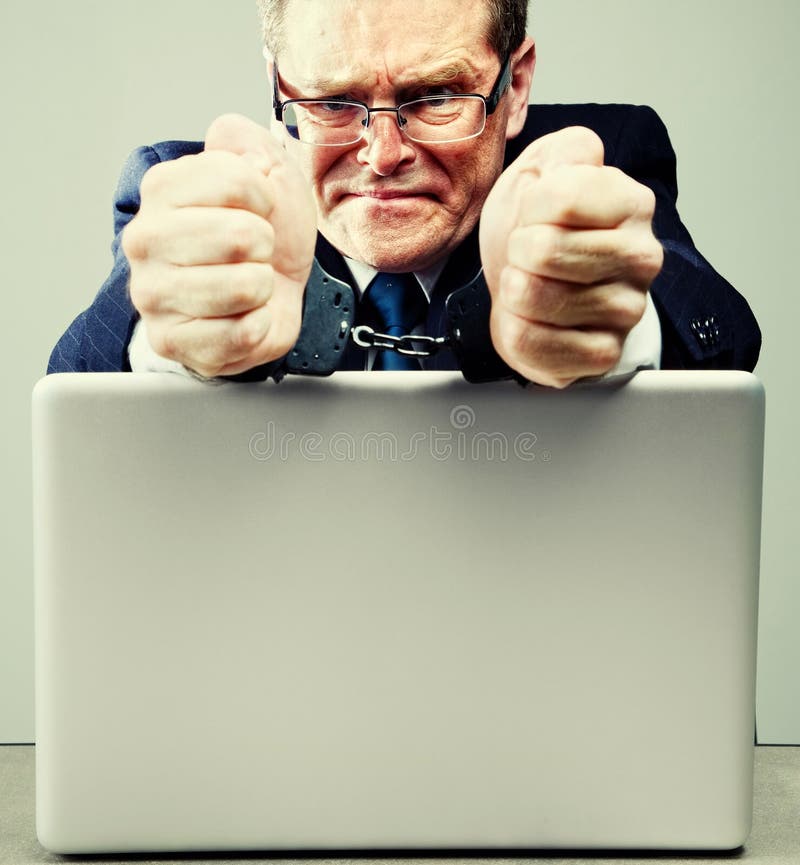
[{"x1": 479, "y1": 126, "x2": 664, "y2": 388}]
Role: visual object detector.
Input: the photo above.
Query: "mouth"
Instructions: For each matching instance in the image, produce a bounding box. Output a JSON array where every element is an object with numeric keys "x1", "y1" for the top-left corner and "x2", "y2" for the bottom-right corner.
[
  {"x1": 337, "y1": 182, "x2": 439, "y2": 202},
  {"x1": 353, "y1": 189, "x2": 433, "y2": 200},
  {"x1": 341, "y1": 191, "x2": 439, "y2": 214}
]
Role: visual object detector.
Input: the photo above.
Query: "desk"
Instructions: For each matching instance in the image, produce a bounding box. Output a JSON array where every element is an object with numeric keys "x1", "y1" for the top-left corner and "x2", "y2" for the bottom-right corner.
[{"x1": 2, "y1": 746, "x2": 798, "y2": 864}]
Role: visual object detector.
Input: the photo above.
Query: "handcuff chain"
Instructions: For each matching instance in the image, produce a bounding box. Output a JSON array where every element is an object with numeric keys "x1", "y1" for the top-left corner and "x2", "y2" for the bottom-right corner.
[{"x1": 351, "y1": 326, "x2": 451, "y2": 358}]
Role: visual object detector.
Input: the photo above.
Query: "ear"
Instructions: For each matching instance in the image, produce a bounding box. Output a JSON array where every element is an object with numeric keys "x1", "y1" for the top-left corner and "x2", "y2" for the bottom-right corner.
[{"x1": 505, "y1": 37, "x2": 536, "y2": 141}]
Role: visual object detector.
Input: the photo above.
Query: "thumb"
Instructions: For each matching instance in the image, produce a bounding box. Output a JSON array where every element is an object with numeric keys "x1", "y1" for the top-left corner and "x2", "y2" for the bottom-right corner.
[
  {"x1": 514, "y1": 125, "x2": 605, "y2": 175},
  {"x1": 204, "y1": 113, "x2": 284, "y2": 172}
]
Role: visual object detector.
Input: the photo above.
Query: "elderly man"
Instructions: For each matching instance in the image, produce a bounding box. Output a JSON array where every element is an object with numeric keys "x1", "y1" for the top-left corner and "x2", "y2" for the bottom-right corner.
[{"x1": 48, "y1": 0, "x2": 760, "y2": 384}]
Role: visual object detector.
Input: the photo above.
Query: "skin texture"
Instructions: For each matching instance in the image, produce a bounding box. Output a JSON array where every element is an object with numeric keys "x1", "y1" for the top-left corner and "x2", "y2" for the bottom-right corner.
[{"x1": 124, "y1": 0, "x2": 662, "y2": 384}]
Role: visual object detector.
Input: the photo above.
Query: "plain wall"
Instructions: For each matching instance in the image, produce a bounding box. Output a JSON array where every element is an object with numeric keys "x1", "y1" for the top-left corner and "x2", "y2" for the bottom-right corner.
[{"x1": 1, "y1": 1, "x2": 797, "y2": 743}]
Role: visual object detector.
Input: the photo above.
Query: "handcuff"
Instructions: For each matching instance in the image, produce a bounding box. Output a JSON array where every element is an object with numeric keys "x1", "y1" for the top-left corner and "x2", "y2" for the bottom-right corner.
[{"x1": 283, "y1": 259, "x2": 518, "y2": 384}]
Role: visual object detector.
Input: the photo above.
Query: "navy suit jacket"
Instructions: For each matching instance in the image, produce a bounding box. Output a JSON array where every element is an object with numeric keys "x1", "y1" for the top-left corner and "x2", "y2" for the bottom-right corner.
[{"x1": 48, "y1": 104, "x2": 761, "y2": 376}]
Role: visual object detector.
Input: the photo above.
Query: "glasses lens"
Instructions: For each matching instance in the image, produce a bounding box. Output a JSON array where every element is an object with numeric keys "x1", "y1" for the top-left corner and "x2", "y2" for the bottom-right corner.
[
  {"x1": 282, "y1": 100, "x2": 367, "y2": 146},
  {"x1": 401, "y1": 96, "x2": 486, "y2": 143}
]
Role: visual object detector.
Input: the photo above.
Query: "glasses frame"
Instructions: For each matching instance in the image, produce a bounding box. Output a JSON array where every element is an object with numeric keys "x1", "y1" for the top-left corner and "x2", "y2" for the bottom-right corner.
[{"x1": 272, "y1": 54, "x2": 512, "y2": 147}]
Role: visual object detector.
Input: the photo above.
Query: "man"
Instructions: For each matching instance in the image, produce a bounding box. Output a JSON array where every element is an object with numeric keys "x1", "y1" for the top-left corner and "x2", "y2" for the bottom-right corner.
[{"x1": 48, "y1": 0, "x2": 760, "y2": 384}]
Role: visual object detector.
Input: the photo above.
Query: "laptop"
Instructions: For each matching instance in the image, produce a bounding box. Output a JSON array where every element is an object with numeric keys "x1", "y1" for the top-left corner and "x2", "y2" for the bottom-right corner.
[{"x1": 32, "y1": 370, "x2": 764, "y2": 854}]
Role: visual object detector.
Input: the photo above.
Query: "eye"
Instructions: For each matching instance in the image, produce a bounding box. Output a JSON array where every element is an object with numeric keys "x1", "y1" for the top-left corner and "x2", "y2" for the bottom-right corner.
[
  {"x1": 299, "y1": 100, "x2": 363, "y2": 127},
  {"x1": 320, "y1": 99, "x2": 351, "y2": 112},
  {"x1": 409, "y1": 86, "x2": 459, "y2": 107},
  {"x1": 421, "y1": 86, "x2": 456, "y2": 98},
  {"x1": 425, "y1": 95, "x2": 454, "y2": 108}
]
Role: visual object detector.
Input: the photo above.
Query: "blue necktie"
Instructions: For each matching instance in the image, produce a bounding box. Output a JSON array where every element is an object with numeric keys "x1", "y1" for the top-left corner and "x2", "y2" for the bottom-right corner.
[{"x1": 362, "y1": 272, "x2": 428, "y2": 371}]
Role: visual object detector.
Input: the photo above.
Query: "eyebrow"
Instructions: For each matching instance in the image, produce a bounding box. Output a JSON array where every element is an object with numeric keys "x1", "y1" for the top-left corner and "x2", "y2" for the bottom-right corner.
[
  {"x1": 295, "y1": 59, "x2": 479, "y2": 97},
  {"x1": 404, "y1": 60, "x2": 478, "y2": 89}
]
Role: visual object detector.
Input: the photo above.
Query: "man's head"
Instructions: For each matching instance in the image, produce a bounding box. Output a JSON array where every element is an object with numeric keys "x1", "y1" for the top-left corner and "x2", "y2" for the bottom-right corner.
[{"x1": 258, "y1": 0, "x2": 536, "y2": 272}]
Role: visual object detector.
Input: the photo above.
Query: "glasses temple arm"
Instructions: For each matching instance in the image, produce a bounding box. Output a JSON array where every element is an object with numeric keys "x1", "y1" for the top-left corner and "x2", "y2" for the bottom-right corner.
[
  {"x1": 485, "y1": 56, "x2": 512, "y2": 115},
  {"x1": 272, "y1": 61, "x2": 284, "y2": 121}
]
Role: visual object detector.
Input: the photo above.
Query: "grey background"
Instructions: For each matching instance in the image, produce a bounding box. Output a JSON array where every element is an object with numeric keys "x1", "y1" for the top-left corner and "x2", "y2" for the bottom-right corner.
[{"x1": 1, "y1": 1, "x2": 797, "y2": 743}]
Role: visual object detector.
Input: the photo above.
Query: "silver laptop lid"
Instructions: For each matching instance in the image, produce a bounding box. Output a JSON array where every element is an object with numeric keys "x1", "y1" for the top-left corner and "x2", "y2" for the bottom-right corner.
[{"x1": 33, "y1": 371, "x2": 764, "y2": 854}]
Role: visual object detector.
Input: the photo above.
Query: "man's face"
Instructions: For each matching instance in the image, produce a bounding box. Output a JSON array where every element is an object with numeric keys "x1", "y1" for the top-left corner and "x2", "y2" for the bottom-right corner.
[{"x1": 274, "y1": 0, "x2": 529, "y2": 272}]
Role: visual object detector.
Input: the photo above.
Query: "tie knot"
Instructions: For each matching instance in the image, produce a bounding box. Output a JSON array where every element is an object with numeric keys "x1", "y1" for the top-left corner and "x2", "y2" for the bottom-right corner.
[{"x1": 362, "y1": 272, "x2": 428, "y2": 336}]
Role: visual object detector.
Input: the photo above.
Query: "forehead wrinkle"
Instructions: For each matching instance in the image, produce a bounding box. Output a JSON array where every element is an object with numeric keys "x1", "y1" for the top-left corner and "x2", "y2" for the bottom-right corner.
[
  {"x1": 279, "y1": 0, "x2": 497, "y2": 95},
  {"x1": 284, "y1": 52, "x2": 375, "y2": 94}
]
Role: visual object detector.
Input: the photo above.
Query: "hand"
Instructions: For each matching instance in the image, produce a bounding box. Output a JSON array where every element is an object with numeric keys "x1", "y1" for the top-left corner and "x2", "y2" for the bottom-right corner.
[
  {"x1": 479, "y1": 126, "x2": 663, "y2": 388},
  {"x1": 123, "y1": 114, "x2": 317, "y2": 378}
]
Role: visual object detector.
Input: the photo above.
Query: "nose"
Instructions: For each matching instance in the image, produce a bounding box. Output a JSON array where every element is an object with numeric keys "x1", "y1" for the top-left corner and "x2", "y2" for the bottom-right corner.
[{"x1": 356, "y1": 112, "x2": 415, "y2": 176}]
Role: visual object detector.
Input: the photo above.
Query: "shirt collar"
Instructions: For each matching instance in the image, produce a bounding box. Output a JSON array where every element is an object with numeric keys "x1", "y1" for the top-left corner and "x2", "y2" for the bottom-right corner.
[{"x1": 343, "y1": 256, "x2": 448, "y2": 302}]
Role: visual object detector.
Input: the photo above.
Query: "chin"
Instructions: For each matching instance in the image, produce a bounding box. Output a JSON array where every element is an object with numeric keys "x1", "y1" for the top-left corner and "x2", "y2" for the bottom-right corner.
[
  {"x1": 335, "y1": 228, "x2": 449, "y2": 272},
  {"x1": 362, "y1": 244, "x2": 441, "y2": 273},
  {"x1": 324, "y1": 202, "x2": 466, "y2": 271}
]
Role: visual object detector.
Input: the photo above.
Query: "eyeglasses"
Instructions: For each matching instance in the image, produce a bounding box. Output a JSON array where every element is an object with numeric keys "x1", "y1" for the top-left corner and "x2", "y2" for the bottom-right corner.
[{"x1": 272, "y1": 56, "x2": 512, "y2": 147}]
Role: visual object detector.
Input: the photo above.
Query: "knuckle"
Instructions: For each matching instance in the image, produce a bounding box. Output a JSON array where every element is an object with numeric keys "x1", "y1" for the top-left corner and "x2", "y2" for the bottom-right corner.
[
  {"x1": 582, "y1": 332, "x2": 623, "y2": 372},
  {"x1": 566, "y1": 126, "x2": 605, "y2": 162},
  {"x1": 225, "y1": 269, "x2": 259, "y2": 310},
  {"x1": 260, "y1": 219, "x2": 276, "y2": 257},
  {"x1": 647, "y1": 237, "x2": 665, "y2": 275},
  {"x1": 121, "y1": 219, "x2": 151, "y2": 262},
  {"x1": 230, "y1": 311, "x2": 270, "y2": 355},
  {"x1": 224, "y1": 218, "x2": 260, "y2": 262},
  {"x1": 497, "y1": 316, "x2": 567, "y2": 388},
  {"x1": 503, "y1": 312, "x2": 535, "y2": 362},
  {"x1": 207, "y1": 150, "x2": 263, "y2": 208},
  {"x1": 606, "y1": 287, "x2": 647, "y2": 329},
  {"x1": 510, "y1": 224, "x2": 563, "y2": 273},
  {"x1": 499, "y1": 266, "x2": 532, "y2": 311},
  {"x1": 637, "y1": 183, "x2": 657, "y2": 218},
  {"x1": 256, "y1": 262, "x2": 275, "y2": 300},
  {"x1": 506, "y1": 226, "x2": 528, "y2": 266},
  {"x1": 626, "y1": 182, "x2": 658, "y2": 232},
  {"x1": 128, "y1": 276, "x2": 160, "y2": 315},
  {"x1": 223, "y1": 213, "x2": 273, "y2": 263},
  {"x1": 205, "y1": 113, "x2": 248, "y2": 149},
  {"x1": 228, "y1": 263, "x2": 273, "y2": 310},
  {"x1": 534, "y1": 225, "x2": 567, "y2": 271},
  {"x1": 627, "y1": 236, "x2": 664, "y2": 282},
  {"x1": 138, "y1": 161, "x2": 172, "y2": 201},
  {"x1": 624, "y1": 290, "x2": 648, "y2": 328},
  {"x1": 542, "y1": 168, "x2": 584, "y2": 224},
  {"x1": 148, "y1": 325, "x2": 178, "y2": 362}
]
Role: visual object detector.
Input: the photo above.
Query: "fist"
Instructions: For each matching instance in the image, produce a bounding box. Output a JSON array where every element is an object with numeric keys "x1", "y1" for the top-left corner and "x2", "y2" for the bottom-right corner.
[
  {"x1": 479, "y1": 126, "x2": 663, "y2": 388},
  {"x1": 123, "y1": 114, "x2": 317, "y2": 378}
]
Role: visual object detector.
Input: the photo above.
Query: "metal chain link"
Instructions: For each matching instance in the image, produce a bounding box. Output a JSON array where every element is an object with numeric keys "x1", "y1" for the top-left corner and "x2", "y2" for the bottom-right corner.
[{"x1": 350, "y1": 326, "x2": 451, "y2": 358}]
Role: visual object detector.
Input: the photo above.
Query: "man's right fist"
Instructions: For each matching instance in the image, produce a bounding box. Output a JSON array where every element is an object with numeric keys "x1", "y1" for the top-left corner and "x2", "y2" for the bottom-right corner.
[{"x1": 123, "y1": 114, "x2": 317, "y2": 378}]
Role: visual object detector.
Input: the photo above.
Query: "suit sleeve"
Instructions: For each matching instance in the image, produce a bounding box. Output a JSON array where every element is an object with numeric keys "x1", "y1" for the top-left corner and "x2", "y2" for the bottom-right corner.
[
  {"x1": 47, "y1": 143, "x2": 205, "y2": 374},
  {"x1": 610, "y1": 105, "x2": 761, "y2": 371}
]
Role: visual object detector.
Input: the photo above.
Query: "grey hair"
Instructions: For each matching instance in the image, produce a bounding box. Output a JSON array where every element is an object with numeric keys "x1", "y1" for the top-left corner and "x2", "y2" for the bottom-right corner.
[{"x1": 255, "y1": 0, "x2": 528, "y2": 61}]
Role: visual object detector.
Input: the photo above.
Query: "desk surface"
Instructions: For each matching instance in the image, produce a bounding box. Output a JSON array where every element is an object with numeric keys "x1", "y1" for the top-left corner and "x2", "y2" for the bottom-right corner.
[{"x1": 2, "y1": 746, "x2": 798, "y2": 865}]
